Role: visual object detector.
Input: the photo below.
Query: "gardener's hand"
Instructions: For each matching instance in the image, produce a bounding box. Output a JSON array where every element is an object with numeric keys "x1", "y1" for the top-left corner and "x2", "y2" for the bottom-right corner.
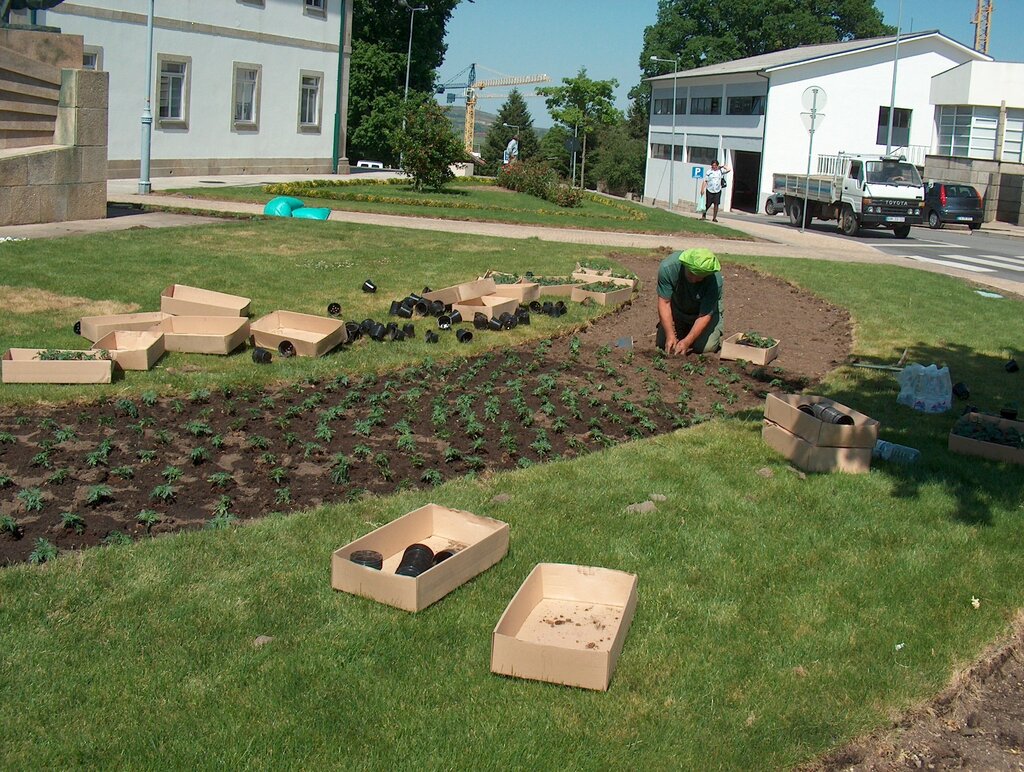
[{"x1": 672, "y1": 339, "x2": 690, "y2": 356}]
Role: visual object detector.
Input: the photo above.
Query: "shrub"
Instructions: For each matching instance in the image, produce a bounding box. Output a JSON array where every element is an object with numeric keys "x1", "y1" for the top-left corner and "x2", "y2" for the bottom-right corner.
[{"x1": 497, "y1": 160, "x2": 582, "y2": 208}]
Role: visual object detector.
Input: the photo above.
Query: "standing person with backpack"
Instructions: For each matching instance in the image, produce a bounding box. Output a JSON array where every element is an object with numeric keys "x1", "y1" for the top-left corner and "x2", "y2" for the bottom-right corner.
[{"x1": 699, "y1": 159, "x2": 730, "y2": 222}]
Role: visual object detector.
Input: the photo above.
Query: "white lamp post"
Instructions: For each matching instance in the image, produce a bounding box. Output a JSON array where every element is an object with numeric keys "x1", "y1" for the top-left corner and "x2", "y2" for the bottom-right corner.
[
  {"x1": 650, "y1": 55, "x2": 680, "y2": 211},
  {"x1": 138, "y1": 0, "x2": 154, "y2": 194},
  {"x1": 399, "y1": 0, "x2": 428, "y2": 103}
]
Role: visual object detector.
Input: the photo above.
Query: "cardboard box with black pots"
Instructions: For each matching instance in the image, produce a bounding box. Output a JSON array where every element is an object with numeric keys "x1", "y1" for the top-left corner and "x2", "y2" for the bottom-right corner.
[
  {"x1": 91, "y1": 330, "x2": 165, "y2": 371},
  {"x1": 249, "y1": 310, "x2": 347, "y2": 358},
  {"x1": 719, "y1": 332, "x2": 780, "y2": 366},
  {"x1": 948, "y1": 411, "x2": 1024, "y2": 466},
  {"x1": 331, "y1": 504, "x2": 509, "y2": 612},
  {"x1": 491, "y1": 563, "x2": 638, "y2": 691},
  {"x1": 160, "y1": 284, "x2": 251, "y2": 317},
  {"x1": 2, "y1": 348, "x2": 116, "y2": 384}
]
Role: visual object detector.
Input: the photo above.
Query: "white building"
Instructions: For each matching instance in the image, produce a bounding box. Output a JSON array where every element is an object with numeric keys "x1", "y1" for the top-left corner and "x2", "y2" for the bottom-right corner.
[
  {"x1": 15, "y1": 0, "x2": 353, "y2": 178},
  {"x1": 645, "y1": 31, "x2": 989, "y2": 214}
]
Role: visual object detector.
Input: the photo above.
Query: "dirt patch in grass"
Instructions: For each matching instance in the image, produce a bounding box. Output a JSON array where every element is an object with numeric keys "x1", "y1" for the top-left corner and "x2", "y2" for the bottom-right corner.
[
  {"x1": 808, "y1": 613, "x2": 1024, "y2": 771},
  {"x1": 0, "y1": 286, "x2": 139, "y2": 317}
]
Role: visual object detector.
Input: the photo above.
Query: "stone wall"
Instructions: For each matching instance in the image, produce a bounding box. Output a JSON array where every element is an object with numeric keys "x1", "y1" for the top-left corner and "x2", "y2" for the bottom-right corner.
[{"x1": 924, "y1": 154, "x2": 1024, "y2": 225}]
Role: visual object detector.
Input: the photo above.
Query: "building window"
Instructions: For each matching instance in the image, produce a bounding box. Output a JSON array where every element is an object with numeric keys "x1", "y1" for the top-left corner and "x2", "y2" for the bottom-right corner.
[
  {"x1": 935, "y1": 105, "x2": 1004, "y2": 160},
  {"x1": 304, "y1": 0, "x2": 326, "y2": 17},
  {"x1": 653, "y1": 99, "x2": 672, "y2": 116},
  {"x1": 675, "y1": 97, "x2": 686, "y2": 115},
  {"x1": 233, "y1": 64, "x2": 261, "y2": 130},
  {"x1": 876, "y1": 106, "x2": 911, "y2": 147},
  {"x1": 1004, "y1": 110, "x2": 1024, "y2": 163},
  {"x1": 157, "y1": 55, "x2": 190, "y2": 127},
  {"x1": 82, "y1": 46, "x2": 103, "y2": 71},
  {"x1": 727, "y1": 95, "x2": 764, "y2": 115},
  {"x1": 690, "y1": 97, "x2": 720, "y2": 115},
  {"x1": 688, "y1": 146, "x2": 717, "y2": 164},
  {"x1": 298, "y1": 71, "x2": 323, "y2": 132},
  {"x1": 651, "y1": 143, "x2": 671, "y2": 160}
]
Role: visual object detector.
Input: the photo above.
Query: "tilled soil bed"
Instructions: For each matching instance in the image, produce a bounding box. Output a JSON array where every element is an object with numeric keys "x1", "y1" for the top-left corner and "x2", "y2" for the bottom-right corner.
[{"x1": 0, "y1": 261, "x2": 848, "y2": 564}]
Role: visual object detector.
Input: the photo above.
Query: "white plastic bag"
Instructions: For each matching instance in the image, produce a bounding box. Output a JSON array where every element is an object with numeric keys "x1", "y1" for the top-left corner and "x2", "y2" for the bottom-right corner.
[
  {"x1": 896, "y1": 363, "x2": 952, "y2": 413},
  {"x1": 695, "y1": 192, "x2": 707, "y2": 214}
]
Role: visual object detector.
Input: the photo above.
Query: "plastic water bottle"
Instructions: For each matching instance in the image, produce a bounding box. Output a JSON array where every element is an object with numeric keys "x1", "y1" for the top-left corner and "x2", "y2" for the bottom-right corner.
[{"x1": 872, "y1": 439, "x2": 920, "y2": 464}]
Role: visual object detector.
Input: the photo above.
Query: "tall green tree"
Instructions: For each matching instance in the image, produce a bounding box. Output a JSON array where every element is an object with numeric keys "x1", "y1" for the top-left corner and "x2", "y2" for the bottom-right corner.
[
  {"x1": 479, "y1": 90, "x2": 539, "y2": 175},
  {"x1": 536, "y1": 68, "x2": 622, "y2": 189},
  {"x1": 589, "y1": 120, "x2": 646, "y2": 197}
]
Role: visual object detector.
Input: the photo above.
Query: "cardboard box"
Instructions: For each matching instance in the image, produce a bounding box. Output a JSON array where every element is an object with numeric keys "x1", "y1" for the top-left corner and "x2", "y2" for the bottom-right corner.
[
  {"x1": 762, "y1": 420, "x2": 872, "y2": 474},
  {"x1": 423, "y1": 278, "x2": 498, "y2": 307},
  {"x1": 571, "y1": 270, "x2": 638, "y2": 290},
  {"x1": 2, "y1": 348, "x2": 114, "y2": 384},
  {"x1": 948, "y1": 412, "x2": 1024, "y2": 466},
  {"x1": 453, "y1": 295, "x2": 520, "y2": 321},
  {"x1": 573, "y1": 262, "x2": 613, "y2": 278},
  {"x1": 491, "y1": 563, "x2": 638, "y2": 691},
  {"x1": 570, "y1": 283, "x2": 633, "y2": 306},
  {"x1": 481, "y1": 272, "x2": 541, "y2": 304},
  {"x1": 532, "y1": 277, "x2": 586, "y2": 297},
  {"x1": 720, "y1": 332, "x2": 781, "y2": 366},
  {"x1": 77, "y1": 311, "x2": 172, "y2": 343},
  {"x1": 249, "y1": 310, "x2": 347, "y2": 358},
  {"x1": 160, "y1": 284, "x2": 251, "y2": 317},
  {"x1": 151, "y1": 316, "x2": 250, "y2": 355},
  {"x1": 331, "y1": 504, "x2": 509, "y2": 612},
  {"x1": 91, "y1": 330, "x2": 165, "y2": 371},
  {"x1": 764, "y1": 392, "x2": 879, "y2": 449}
]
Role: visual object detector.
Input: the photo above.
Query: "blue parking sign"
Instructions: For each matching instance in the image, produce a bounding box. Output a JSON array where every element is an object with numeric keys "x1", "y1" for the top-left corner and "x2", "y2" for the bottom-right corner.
[{"x1": 691, "y1": 167, "x2": 704, "y2": 179}]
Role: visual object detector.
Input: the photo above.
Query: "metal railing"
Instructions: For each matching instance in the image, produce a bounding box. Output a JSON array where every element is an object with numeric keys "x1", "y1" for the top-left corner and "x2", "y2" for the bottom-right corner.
[{"x1": 816, "y1": 145, "x2": 930, "y2": 176}]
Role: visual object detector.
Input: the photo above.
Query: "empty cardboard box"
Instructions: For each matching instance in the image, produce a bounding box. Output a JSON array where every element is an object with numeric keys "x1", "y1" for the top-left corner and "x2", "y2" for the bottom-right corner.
[
  {"x1": 77, "y1": 311, "x2": 172, "y2": 343},
  {"x1": 453, "y1": 295, "x2": 519, "y2": 321},
  {"x1": 332, "y1": 504, "x2": 509, "y2": 612},
  {"x1": 151, "y1": 316, "x2": 250, "y2": 355},
  {"x1": 2, "y1": 348, "x2": 114, "y2": 384},
  {"x1": 423, "y1": 278, "x2": 499, "y2": 307},
  {"x1": 720, "y1": 332, "x2": 780, "y2": 366},
  {"x1": 250, "y1": 310, "x2": 347, "y2": 358},
  {"x1": 91, "y1": 330, "x2": 165, "y2": 371},
  {"x1": 762, "y1": 420, "x2": 872, "y2": 474},
  {"x1": 160, "y1": 284, "x2": 251, "y2": 317},
  {"x1": 491, "y1": 563, "x2": 638, "y2": 691},
  {"x1": 764, "y1": 392, "x2": 879, "y2": 449}
]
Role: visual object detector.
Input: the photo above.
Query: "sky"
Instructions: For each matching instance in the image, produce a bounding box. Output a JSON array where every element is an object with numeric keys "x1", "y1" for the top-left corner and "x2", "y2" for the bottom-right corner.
[{"x1": 438, "y1": 0, "x2": 1022, "y2": 128}]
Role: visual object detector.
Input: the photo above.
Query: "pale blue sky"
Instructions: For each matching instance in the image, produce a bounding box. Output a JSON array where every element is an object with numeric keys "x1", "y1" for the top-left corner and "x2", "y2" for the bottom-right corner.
[{"x1": 439, "y1": 0, "x2": 1021, "y2": 127}]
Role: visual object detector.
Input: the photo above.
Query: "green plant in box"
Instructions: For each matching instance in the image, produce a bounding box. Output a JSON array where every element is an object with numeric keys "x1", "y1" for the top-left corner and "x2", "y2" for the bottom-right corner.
[{"x1": 737, "y1": 332, "x2": 777, "y2": 349}]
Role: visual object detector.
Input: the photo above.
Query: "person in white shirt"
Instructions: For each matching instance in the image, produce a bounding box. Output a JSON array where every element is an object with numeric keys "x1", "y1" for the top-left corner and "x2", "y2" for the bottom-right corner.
[
  {"x1": 503, "y1": 136, "x2": 519, "y2": 165},
  {"x1": 699, "y1": 159, "x2": 730, "y2": 222}
]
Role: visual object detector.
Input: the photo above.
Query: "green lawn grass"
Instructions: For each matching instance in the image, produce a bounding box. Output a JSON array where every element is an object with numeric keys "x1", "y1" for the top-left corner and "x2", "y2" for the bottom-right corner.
[
  {"x1": 170, "y1": 180, "x2": 750, "y2": 238},
  {"x1": 2, "y1": 239, "x2": 1023, "y2": 767},
  {"x1": 0, "y1": 219, "x2": 630, "y2": 405}
]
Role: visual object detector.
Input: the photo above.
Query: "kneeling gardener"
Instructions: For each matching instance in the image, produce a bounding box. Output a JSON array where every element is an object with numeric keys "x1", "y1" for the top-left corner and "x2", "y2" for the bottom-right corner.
[{"x1": 656, "y1": 248, "x2": 724, "y2": 355}]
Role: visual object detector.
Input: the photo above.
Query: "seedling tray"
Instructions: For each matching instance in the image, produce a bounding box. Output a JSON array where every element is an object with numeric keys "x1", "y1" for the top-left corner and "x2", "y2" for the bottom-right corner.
[
  {"x1": 720, "y1": 332, "x2": 780, "y2": 366},
  {"x1": 948, "y1": 412, "x2": 1024, "y2": 466},
  {"x1": 570, "y1": 283, "x2": 633, "y2": 306},
  {"x1": 2, "y1": 348, "x2": 114, "y2": 384}
]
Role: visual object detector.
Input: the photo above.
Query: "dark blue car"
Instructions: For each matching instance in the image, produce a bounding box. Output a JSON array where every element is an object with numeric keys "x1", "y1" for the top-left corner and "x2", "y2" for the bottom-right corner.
[{"x1": 924, "y1": 182, "x2": 984, "y2": 230}]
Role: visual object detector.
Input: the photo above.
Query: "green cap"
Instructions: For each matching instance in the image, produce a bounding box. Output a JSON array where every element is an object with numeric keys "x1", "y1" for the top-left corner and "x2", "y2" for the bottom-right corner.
[{"x1": 679, "y1": 248, "x2": 720, "y2": 275}]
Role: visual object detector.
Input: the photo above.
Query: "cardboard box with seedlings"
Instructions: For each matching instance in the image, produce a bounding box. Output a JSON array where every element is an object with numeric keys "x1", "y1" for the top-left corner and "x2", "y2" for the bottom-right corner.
[
  {"x1": 571, "y1": 268, "x2": 638, "y2": 290},
  {"x1": 423, "y1": 278, "x2": 499, "y2": 307},
  {"x1": 531, "y1": 276, "x2": 586, "y2": 297},
  {"x1": 160, "y1": 284, "x2": 251, "y2": 317},
  {"x1": 720, "y1": 332, "x2": 781, "y2": 366},
  {"x1": 453, "y1": 295, "x2": 519, "y2": 321},
  {"x1": 2, "y1": 348, "x2": 115, "y2": 384},
  {"x1": 570, "y1": 280, "x2": 633, "y2": 307},
  {"x1": 331, "y1": 504, "x2": 509, "y2": 612},
  {"x1": 91, "y1": 330, "x2": 165, "y2": 371},
  {"x1": 249, "y1": 310, "x2": 347, "y2": 358},
  {"x1": 77, "y1": 311, "x2": 172, "y2": 343},
  {"x1": 491, "y1": 563, "x2": 638, "y2": 691},
  {"x1": 480, "y1": 271, "x2": 541, "y2": 304},
  {"x1": 948, "y1": 412, "x2": 1024, "y2": 466},
  {"x1": 151, "y1": 316, "x2": 250, "y2": 355}
]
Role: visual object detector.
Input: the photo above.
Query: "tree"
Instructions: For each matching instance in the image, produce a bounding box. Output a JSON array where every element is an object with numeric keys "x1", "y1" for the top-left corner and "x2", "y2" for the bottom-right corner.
[
  {"x1": 391, "y1": 94, "x2": 467, "y2": 190},
  {"x1": 537, "y1": 68, "x2": 622, "y2": 189},
  {"x1": 479, "y1": 90, "x2": 540, "y2": 175},
  {"x1": 538, "y1": 124, "x2": 573, "y2": 180},
  {"x1": 589, "y1": 120, "x2": 646, "y2": 197}
]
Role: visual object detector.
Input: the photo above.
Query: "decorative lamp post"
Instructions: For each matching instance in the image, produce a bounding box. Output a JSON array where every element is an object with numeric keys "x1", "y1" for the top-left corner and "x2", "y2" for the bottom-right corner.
[
  {"x1": 138, "y1": 0, "x2": 155, "y2": 194},
  {"x1": 650, "y1": 55, "x2": 680, "y2": 211}
]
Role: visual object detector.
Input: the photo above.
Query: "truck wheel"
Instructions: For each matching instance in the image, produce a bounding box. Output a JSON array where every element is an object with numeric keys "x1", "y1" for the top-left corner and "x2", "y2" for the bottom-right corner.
[
  {"x1": 787, "y1": 200, "x2": 802, "y2": 226},
  {"x1": 927, "y1": 210, "x2": 943, "y2": 229},
  {"x1": 839, "y1": 207, "x2": 859, "y2": 237},
  {"x1": 893, "y1": 224, "x2": 911, "y2": 239},
  {"x1": 765, "y1": 198, "x2": 778, "y2": 216}
]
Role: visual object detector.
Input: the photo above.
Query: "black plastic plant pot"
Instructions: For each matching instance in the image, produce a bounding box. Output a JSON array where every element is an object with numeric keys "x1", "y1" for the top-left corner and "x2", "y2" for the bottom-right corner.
[
  {"x1": 1001, "y1": 406, "x2": 1020, "y2": 421},
  {"x1": 402, "y1": 322, "x2": 416, "y2": 339},
  {"x1": 327, "y1": 302, "x2": 342, "y2": 318},
  {"x1": 800, "y1": 403, "x2": 854, "y2": 425},
  {"x1": 429, "y1": 300, "x2": 445, "y2": 317},
  {"x1": 541, "y1": 301, "x2": 554, "y2": 316},
  {"x1": 388, "y1": 328, "x2": 406, "y2": 342},
  {"x1": 438, "y1": 310, "x2": 463, "y2": 329},
  {"x1": 350, "y1": 549, "x2": 384, "y2": 570},
  {"x1": 369, "y1": 323, "x2": 387, "y2": 341},
  {"x1": 252, "y1": 347, "x2": 273, "y2": 365},
  {"x1": 553, "y1": 301, "x2": 567, "y2": 317},
  {"x1": 422, "y1": 286, "x2": 433, "y2": 294},
  {"x1": 456, "y1": 329, "x2": 473, "y2": 344},
  {"x1": 486, "y1": 317, "x2": 503, "y2": 332},
  {"x1": 414, "y1": 300, "x2": 429, "y2": 316},
  {"x1": 952, "y1": 382, "x2": 970, "y2": 400},
  {"x1": 529, "y1": 301, "x2": 543, "y2": 313},
  {"x1": 433, "y1": 549, "x2": 458, "y2": 565},
  {"x1": 516, "y1": 310, "x2": 531, "y2": 326},
  {"x1": 409, "y1": 293, "x2": 424, "y2": 303},
  {"x1": 425, "y1": 330, "x2": 439, "y2": 344},
  {"x1": 362, "y1": 279, "x2": 377, "y2": 293},
  {"x1": 345, "y1": 321, "x2": 361, "y2": 340},
  {"x1": 395, "y1": 543, "x2": 434, "y2": 577},
  {"x1": 389, "y1": 300, "x2": 402, "y2": 317},
  {"x1": 499, "y1": 312, "x2": 517, "y2": 330},
  {"x1": 385, "y1": 321, "x2": 398, "y2": 333},
  {"x1": 396, "y1": 304, "x2": 414, "y2": 319},
  {"x1": 278, "y1": 340, "x2": 296, "y2": 358},
  {"x1": 73, "y1": 320, "x2": 82, "y2": 336},
  {"x1": 1007, "y1": 358, "x2": 1020, "y2": 373},
  {"x1": 360, "y1": 318, "x2": 376, "y2": 333},
  {"x1": 473, "y1": 312, "x2": 489, "y2": 330}
]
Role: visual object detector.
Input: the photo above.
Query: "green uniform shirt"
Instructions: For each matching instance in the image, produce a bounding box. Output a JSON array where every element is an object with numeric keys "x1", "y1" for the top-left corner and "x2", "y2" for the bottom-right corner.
[{"x1": 656, "y1": 253, "x2": 724, "y2": 331}]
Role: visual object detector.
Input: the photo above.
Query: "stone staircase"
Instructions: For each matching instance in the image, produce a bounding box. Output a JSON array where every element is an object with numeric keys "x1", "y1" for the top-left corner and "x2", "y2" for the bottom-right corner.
[{"x1": 0, "y1": 42, "x2": 63, "y2": 149}]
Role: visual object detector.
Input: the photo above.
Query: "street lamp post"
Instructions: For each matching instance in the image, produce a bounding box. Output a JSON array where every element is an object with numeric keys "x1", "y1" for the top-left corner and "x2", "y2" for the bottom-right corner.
[
  {"x1": 138, "y1": 0, "x2": 155, "y2": 194},
  {"x1": 400, "y1": 0, "x2": 428, "y2": 103},
  {"x1": 650, "y1": 55, "x2": 680, "y2": 211},
  {"x1": 885, "y1": 0, "x2": 904, "y2": 154}
]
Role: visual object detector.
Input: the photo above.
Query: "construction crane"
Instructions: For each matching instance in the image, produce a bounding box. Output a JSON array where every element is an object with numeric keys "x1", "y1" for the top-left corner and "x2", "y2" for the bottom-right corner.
[
  {"x1": 437, "y1": 64, "x2": 550, "y2": 154},
  {"x1": 972, "y1": 0, "x2": 993, "y2": 54}
]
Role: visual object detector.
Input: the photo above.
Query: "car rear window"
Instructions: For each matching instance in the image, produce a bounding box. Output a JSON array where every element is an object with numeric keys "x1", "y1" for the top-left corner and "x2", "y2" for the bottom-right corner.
[{"x1": 945, "y1": 185, "x2": 978, "y2": 198}]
